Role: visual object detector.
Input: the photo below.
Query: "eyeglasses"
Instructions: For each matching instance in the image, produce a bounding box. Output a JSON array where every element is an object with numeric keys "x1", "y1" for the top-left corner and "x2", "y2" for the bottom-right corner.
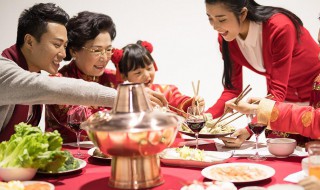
[{"x1": 82, "y1": 46, "x2": 113, "y2": 57}]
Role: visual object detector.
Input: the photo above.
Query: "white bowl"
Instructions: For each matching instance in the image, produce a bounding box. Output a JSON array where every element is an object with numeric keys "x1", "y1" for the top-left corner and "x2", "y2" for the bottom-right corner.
[
  {"x1": 0, "y1": 167, "x2": 37, "y2": 181},
  {"x1": 267, "y1": 138, "x2": 297, "y2": 158},
  {"x1": 267, "y1": 184, "x2": 304, "y2": 190}
]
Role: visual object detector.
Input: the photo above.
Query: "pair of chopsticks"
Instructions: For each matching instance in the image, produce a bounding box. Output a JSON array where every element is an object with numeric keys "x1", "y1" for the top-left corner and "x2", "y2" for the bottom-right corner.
[
  {"x1": 168, "y1": 105, "x2": 197, "y2": 119},
  {"x1": 208, "y1": 84, "x2": 252, "y2": 132},
  {"x1": 192, "y1": 80, "x2": 201, "y2": 115},
  {"x1": 217, "y1": 94, "x2": 274, "y2": 129}
]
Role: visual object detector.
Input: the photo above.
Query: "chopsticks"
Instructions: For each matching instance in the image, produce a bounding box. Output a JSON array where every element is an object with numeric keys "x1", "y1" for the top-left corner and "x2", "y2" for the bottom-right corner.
[
  {"x1": 192, "y1": 80, "x2": 201, "y2": 115},
  {"x1": 168, "y1": 105, "x2": 197, "y2": 119},
  {"x1": 208, "y1": 84, "x2": 252, "y2": 131},
  {"x1": 218, "y1": 94, "x2": 274, "y2": 128},
  {"x1": 218, "y1": 94, "x2": 274, "y2": 123}
]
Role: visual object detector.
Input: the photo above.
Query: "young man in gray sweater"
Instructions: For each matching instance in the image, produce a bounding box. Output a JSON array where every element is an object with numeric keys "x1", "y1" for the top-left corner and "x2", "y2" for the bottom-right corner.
[{"x1": 0, "y1": 3, "x2": 167, "y2": 141}]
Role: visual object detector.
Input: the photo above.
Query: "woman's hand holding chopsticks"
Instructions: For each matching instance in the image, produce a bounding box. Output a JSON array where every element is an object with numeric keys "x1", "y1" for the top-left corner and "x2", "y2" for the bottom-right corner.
[{"x1": 225, "y1": 97, "x2": 261, "y2": 114}]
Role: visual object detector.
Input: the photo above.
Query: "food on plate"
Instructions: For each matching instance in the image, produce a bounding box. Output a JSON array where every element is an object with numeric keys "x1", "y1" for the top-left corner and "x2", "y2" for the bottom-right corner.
[
  {"x1": 0, "y1": 181, "x2": 24, "y2": 190},
  {"x1": 56, "y1": 151, "x2": 80, "y2": 172},
  {"x1": 24, "y1": 183, "x2": 51, "y2": 190},
  {"x1": 180, "y1": 118, "x2": 235, "y2": 135},
  {"x1": 0, "y1": 123, "x2": 67, "y2": 172},
  {"x1": 0, "y1": 181, "x2": 52, "y2": 190},
  {"x1": 93, "y1": 148, "x2": 111, "y2": 159},
  {"x1": 208, "y1": 165, "x2": 267, "y2": 182},
  {"x1": 181, "y1": 180, "x2": 236, "y2": 190},
  {"x1": 175, "y1": 146, "x2": 205, "y2": 161}
]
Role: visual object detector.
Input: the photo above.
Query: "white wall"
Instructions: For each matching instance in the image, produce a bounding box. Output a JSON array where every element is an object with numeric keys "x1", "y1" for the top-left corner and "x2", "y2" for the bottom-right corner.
[{"x1": 0, "y1": 0, "x2": 319, "y2": 128}]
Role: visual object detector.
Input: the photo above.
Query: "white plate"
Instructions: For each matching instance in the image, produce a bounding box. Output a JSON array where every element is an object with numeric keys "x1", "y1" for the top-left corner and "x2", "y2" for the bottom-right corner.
[
  {"x1": 201, "y1": 163, "x2": 275, "y2": 183},
  {"x1": 159, "y1": 148, "x2": 233, "y2": 168},
  {"x1": 22, "y1": 181, "x2": 55, "y2": 190},
  {"x1": 63, "y1": 141, "x2": 94, "y2": 149},
  {"x1": 88, "y1": 147, "x2": 112, "y2": 160},
  {"x1": 37, "y1": 158, "x2": 86, "y2": 175}
]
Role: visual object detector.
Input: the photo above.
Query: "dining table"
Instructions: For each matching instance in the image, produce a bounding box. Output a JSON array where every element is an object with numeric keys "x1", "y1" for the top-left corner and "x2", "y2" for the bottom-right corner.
[{"x1": 33, "y1": 137, "x2": 306, "y2": 190}]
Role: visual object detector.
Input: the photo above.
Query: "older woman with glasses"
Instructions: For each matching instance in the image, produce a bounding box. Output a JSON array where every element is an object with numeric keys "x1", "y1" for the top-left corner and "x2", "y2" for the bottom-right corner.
[{"x1": 45, "y1": 11, "x2": 119, "y2": 142}]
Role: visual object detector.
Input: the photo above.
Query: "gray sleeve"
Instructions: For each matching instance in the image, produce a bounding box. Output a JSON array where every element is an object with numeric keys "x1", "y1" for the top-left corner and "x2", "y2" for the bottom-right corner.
[{"x1": 0, "y1": 57, "x2": 116, "y2": 107}]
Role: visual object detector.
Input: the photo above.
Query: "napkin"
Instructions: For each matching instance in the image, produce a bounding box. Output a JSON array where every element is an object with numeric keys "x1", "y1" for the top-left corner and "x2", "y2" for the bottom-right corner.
[
  {"x1": 283, "y1": 171, "x2": 308, "y2": 183},
  {"x1": 214, "y1": 140, "x2": 308, "y2": 157}
]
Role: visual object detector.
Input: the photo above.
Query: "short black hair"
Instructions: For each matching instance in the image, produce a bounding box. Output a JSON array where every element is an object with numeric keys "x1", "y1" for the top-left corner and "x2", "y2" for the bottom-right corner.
[
  {"x1": 16, "y1": 3, "x2": 69, "y2": 47},
  {"x1": 64, "y1": 11, "x2": 116, "y2": 61}
]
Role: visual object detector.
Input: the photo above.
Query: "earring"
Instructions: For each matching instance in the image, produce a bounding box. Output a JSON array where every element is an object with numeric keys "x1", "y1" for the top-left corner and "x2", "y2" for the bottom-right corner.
[{"x1": 73, "y1": 57, "x2": 77, "y2": 61}]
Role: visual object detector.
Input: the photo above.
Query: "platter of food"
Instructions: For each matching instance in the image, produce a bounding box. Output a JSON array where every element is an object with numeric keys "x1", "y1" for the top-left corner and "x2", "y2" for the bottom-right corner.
[
  {"x1": 179, "y1": 118, "x2": 235, "y2": 138},
  {"x1": 88, "y1": 147, "x2": 112, "y2": 160},
  {"x1": 37, "y1": 158, "x2": 86, "y2": 175},
  {"x1": 201, "y1": 163, "x2": 275, "y2": 183},
  {"x1": 0, "y1": 181, "x2": 55, "y2": 190},
  {"x1": 159, "y1": 147, "x2": 233, "y2": 168},
  {"x1": 23, "y1": 181, "x2": 55, "y2": 190}
]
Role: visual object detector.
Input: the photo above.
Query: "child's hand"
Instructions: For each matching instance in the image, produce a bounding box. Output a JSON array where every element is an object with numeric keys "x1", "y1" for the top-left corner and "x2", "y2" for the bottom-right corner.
[
  {"x1": 192, "y1": 96, "x2": 205, "y2": 110},
  {"x1": 145, "y1": 88, "x2": 168, "y2": 107}
]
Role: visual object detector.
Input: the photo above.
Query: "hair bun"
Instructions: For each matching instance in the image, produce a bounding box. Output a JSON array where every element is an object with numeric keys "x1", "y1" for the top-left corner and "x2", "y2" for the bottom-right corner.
[
  {"x1": 111, "y1": 48, "x2": 123, "y2": 64},
  {"x1": 141, "y1": 41, "x2": 153, "y2": 53}
]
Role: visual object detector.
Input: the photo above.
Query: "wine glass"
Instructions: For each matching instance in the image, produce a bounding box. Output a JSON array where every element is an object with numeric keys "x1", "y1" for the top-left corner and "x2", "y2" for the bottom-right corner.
[
  {"x1": 67, "y1": 105, "x2": 88, "y2": 158},
  {"x1": 247, "y1": 111, "x2": 267, "y2": 161},
  {"x1": 186, "y1": 106, "x2": 205, "y2": 149}
]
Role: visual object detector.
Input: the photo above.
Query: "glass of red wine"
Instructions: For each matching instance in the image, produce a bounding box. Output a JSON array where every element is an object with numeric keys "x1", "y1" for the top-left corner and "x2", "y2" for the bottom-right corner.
[
  {"x1": 247, "y1": 111, "x2": 267, "y2": 161},
  {"x1": 67, "y1": 105, "x2": 89, "y2": 158},
  {"x1": 186, "y1": 106, "x2": 205, "y2": 149}
]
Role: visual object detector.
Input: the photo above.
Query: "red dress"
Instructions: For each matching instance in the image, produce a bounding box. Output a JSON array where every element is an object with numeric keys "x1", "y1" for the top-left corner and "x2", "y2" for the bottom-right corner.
[
  {"x1": 206, "y1": 14, "x2": 320, "y2": 145},
  {"x1": 45, "y1": 61, "x2": 118, "y2": 143},
  {"x1": 207, "y1": 14, "x2": 320, "y2": 118}
]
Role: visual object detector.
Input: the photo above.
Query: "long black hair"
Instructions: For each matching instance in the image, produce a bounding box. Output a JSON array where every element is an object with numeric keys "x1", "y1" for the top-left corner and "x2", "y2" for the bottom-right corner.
[{"x1": 205, "y1": 0, "x2": 303, "y2": 89}]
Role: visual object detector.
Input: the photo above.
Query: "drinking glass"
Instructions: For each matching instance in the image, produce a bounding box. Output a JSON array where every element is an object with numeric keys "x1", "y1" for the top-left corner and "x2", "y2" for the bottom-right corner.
[
  {"x1": 186, "y1": 106, "x2": 205, "y2": 149},
  {"x1": 307, "y1": 143, "x2": 320, "y2": 179},
  {"x1": 247, "y1": 111, "x2": 267, "y2": 161},
  {"x1": 67, "y1": 105, "x2": 88, "y2": 158}
]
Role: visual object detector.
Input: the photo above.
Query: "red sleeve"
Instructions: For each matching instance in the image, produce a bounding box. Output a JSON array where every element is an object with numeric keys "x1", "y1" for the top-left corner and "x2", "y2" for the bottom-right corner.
[
  {"x1": 270, "y1": 102, "x2": 320, "y2": 139},
  {"x1": 263, "y1": 14, "x2": 296, "y2": 101},
  {"x1": 151, "y1": 84, "x2": 193, "y2": 113},
  {"x1": 205, "y1": 35, "x2": 242, "y2": 118}
]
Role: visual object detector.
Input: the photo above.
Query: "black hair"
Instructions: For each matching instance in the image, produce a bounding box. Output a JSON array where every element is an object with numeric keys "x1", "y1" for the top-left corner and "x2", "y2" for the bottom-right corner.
[
  {"x1": 118, "y1": 40, "x2": 155, "y2": 78},
  {"x1": 64, "y1": 11, "x2": 116, "y2": 61},
  {"x1": 205, "y1": 0, "x2": 303, "y2": 89},
  {"x1": 17, "y1": 3, "x2": 69, "y2": 47}
]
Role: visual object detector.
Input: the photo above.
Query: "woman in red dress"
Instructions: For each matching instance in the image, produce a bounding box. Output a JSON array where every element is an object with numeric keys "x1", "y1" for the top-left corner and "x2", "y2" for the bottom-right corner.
[
  {"x1": 45, "y1": 11, "x2": 118, "y2": 143},
  {"x1": 205, "y1": 0, "x2": 320, "y2": 146}
]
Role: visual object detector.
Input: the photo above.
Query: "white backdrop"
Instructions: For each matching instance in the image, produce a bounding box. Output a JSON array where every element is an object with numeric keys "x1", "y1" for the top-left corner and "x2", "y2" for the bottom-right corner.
[{"x1": 0, "y1": 0, "x2": 319, "y2": 128}]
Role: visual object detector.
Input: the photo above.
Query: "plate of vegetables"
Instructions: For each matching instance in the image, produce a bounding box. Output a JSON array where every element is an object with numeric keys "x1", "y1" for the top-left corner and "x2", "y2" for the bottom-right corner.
[
  {"x1": 37, "y1": 154, "x2": 86, "y2": 175},
  {"x1": 159, "y1": 146, "x2": 233, "y2": 168}
]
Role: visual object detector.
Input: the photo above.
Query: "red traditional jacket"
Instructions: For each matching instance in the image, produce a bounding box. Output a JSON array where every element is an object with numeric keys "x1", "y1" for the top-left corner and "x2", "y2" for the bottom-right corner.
[
  {"x1": 45, "y1": 60, "x2": 118, "y2": 143},
  {"x1": 0, "y1": 45, "x2": 42, "y2": 141},
  {"x1": 150, "y1": 84, "x2": 193, "y2": 114},
  {"x1": 207, "y1": 13, "x2": 320, "y2": 118},
  {"x1": 258, "y1": 99, "x2": 320, "y2": 140}
]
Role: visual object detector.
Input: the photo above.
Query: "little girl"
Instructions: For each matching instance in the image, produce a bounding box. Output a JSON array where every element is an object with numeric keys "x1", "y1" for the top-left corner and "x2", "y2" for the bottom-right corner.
[{"x1": 111, "y1": 40, "x2": 205, "y2": 114}]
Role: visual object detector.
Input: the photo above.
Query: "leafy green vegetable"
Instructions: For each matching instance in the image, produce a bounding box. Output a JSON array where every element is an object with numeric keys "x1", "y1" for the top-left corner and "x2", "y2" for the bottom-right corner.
[
  {"x1": 57, "y1": 151, "x2": 80, "y2": 172},
  {"x1": 0, "y1": 122, "x2": 67, "y2": 172}
]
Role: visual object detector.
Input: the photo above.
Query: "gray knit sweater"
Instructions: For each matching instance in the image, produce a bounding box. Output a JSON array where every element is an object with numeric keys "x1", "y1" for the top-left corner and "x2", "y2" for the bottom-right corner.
[{"x1": 0, "y1": 56, "x2": 117, "y2": 132}]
